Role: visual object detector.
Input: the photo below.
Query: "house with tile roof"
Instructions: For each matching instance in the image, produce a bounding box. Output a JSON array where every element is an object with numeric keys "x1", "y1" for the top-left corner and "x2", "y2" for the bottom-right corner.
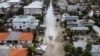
[
  {"x1": 0, "y1": 48, "x2": 27, "y2": 56},
  {"x1": 0, "y1": 32, "x2": 34, "y2": 45}
]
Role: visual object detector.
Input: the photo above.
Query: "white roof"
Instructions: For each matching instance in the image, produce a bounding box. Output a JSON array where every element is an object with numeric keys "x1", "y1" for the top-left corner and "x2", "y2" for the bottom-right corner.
[
  {"x1": 12, "y1": 15, "x2": 35, "y2": 22},
  {"x1": 73, "y1": 40, "x2": 87, "y2": 49},
  {"x1": 24, "y1": 1, "x2": 43, "y2": 8},
  {"x1": 91, "y1": 45, "x2": 100, "y2": 52},
  {"x1": 7, "y1": 0, "x2": 21, "y2": 2},
  {"x1": 70, "y1": 27, "x2": 89, "y2": 30},
  {"x1": 93, "y1": 25, "x2": 100, "y2": 36},
  {"x1": 0, "y1": 2, "x2": 10, "y2": 8}
]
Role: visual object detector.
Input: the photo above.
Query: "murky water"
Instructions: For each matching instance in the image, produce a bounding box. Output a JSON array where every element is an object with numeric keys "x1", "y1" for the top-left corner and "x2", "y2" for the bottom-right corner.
[{"x1": 44, "y1": 1, "x2": 57, "y2": 41}]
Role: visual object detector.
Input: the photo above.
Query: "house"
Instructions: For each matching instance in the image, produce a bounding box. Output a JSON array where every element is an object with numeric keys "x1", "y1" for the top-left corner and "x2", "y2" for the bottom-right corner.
[
  {"x1": 0, "y1": 2, "x2": 11, "y2": 14},
  {"x1": 93, "y1": 25, "x2": 100, "y2": 36},
  {"x1": 61, "y1": 13, "x2": 79, "y2": 21},
  {"x1": 0, "y1": 48, "x2": 27, "y2": 56},
  {"x1": 7, "y1": 0, "x2": 22, "y2": 11},
  {"x1": 73, "y1": 40, "x2": 87, "y2": 50},
  {"x1": 91, "y1": 45, "x2": 100, "y2": 56},
  {"x1": 73, "y1": 41, "x2": 100, "y2": 56},
  {"x1": 24, "y1": 1, "x2": 43, "y2": 15},
  {"x1": 0, "y1": 32, "x2": 34, "y2": 44},
  {"x1": 70, "y1": 27, "x2": 89, "y2": 31},
  {"x1": 67, "y1": 5, "x2": 79, "y2": 11},
  {"x1": 67, "y1": 19, "x2": 95, "y2": 27},
  {"x1": 10, "y1": 15, "x2": 39, "y2": 30}
]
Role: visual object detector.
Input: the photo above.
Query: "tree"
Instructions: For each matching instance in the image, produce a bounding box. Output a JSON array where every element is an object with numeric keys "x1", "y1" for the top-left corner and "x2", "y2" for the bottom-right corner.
[
  {"x1": 82, "y1": 49, "x2": 91, "y2": 56},
  {"x1": 16, "y1": 7, "x2": 24, "y2": 15},
  {"x1": 64, "y1": 44, "x2": 76, "y2": 56},
  {"x1": 86, "y1": 43, "x2": 92, "y2": 51},
  {"x1": 97, "y1": 36, "x2": 100, "y2": 51},
  {"x1": 27, "y1": 46, "x2": 37, "y2": 56},
  {"x1": 76, "y1": 47, "x2": 83, "y2": 56}
]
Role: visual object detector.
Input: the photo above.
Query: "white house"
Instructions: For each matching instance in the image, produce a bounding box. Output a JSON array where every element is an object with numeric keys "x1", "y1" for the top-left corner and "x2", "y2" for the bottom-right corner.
[
  {"x1": 73, "y1": 41, "x2": 100, "y2": 56},
  {"x1": 61, "y1": 13, "x2": 79, "y2": 21},
  {"x1": 12, "y1": 15, "x2": 39, "y2": 30},
  {"x1": 7, "y1": 0, "x2": 22, "y2": 11},
  {"x1": 67, "y1": 5, "x2": 79, "y2": 11},
  {"x1": 24, "y1": 1, "x2": 43, "y2": 15},
  {"x1": 0, "y1": 2, "x2": 11, "y2": 14},
  {"x1": 66, "y1": 19, "x2": 95, "y2": 27},
  {"x1": 93, "y1": 25, "x2": 100, "y2": 36}
]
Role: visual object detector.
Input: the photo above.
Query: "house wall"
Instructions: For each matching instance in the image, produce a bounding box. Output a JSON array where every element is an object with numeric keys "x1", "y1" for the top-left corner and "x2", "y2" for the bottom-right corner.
[
  {"x1": 67, "y1": 5, "x2": 79, "y2": 11},
  {"x1": 0, "y1": 7, "x2": 10, "y2": 14},
  {"x1": 12, "y1": 21, "x2": 31, "y2": 29},
  {"x1": 91, "y1": 52, "x2": 100, "y2": 56},
  {"x1": 24, "y1": 8, "x2": 42, "y2": 15}
]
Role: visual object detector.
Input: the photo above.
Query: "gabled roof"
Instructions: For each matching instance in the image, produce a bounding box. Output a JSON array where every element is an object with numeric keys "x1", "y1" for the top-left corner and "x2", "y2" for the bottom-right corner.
[
  {"x1": 0, "y1": 32, "x2": 34, "y2": 41},
  {"x1": 0, "y1": 32, "x2": 9, "y2": 41},
  {"x1": 8, "y1": 48, "x2": 27, "y2": 56},
  {"x1": 24, "y1": 1, "x2": 43, "y2": 8},
  {"x1": 18, "y1": 32, "x2": 33, "y2": 41}
]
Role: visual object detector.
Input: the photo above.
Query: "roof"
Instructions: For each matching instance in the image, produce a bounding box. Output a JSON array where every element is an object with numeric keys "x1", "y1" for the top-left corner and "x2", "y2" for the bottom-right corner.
[
  {"x1": 70, "y1": 27, "x2": 89, "y2": 30},
  {"x1": 12, "y1": 15, "x2": 35, "y2": 22},
  {"x1": 24, "y1": 1, "x2": 43, "y2": 8},
  {"x1": 6, "y1": 32, "x2": 21, "y2": 41},
  {"x1": 62, "y1": 16, "x2": 79, "y2": 21},
  {"x1": 0, "y1": 32, "x2": 34, "y2": 41},
  {"x1": 0, "y1": 48, "x2": 10, "y2": 56},
  {"x1": 7, "y1": 0, "x2": 21, "y2": 2},
  {"x1": 0, "y1": 32, "x2": 9, "y2": 41},
  {"x1": 73, "y1": 40, "x2": 87, "y2": 49},
  {"x1": 0, "y1": 2, "x2": 10, "y2": 8},
  {"x1": 93, "y1": 25, "x2": 100, "y2": 36},
  {"x1": 8, "y1": 48, "x2": 27, "y2": 56},
  {"x1": 18, "y1": 32, "x2": 33, "y2": 41},
  {"x1": 91, "y1": 45, "x2": 100, "y2": 52}
]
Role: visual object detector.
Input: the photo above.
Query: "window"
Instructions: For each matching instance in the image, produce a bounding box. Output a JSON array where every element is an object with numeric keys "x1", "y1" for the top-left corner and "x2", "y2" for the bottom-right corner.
[
  {"x1": 15, "y1": 26, "x2": 16, "y2": 28},
  {"x1": 23, "y1": 25, "x2": 26, "y2": 27},
  {"x1": 23, "y1": 22, "x2": 25, "y2": 24},
  {"x1": 20, "y1": 26, "x2": 22, "y2": 29}
]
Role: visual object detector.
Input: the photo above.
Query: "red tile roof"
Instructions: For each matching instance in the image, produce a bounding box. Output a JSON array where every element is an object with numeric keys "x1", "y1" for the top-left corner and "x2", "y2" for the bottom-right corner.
[
  {"x1": 18, "y1": 32, "x2": 33, "y2": 41},
  {"x1": 0, "y1": 32, "x2": 9, "y2": 41},
  {"x1": 8, "y1": 48, "x2": 27, "y2": 56}
]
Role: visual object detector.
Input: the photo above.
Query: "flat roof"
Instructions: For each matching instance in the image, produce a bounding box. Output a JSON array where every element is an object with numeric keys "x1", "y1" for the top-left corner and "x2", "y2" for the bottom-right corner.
[
  {"x1": 8, "y1": 48, "x2": 27, "y2": 56},
  {"x1": 70, "y1": 27, "x2": 89, "y2": 30},
  {"x1": 7, "y1": 0, "x2": 21, "y2": 2},
  {"x1": 18, "y1": 32, "x2": 33, "y2": 41},
  {"x1": 0, "y1": 32, "x2": 9, "y2": 41}
]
